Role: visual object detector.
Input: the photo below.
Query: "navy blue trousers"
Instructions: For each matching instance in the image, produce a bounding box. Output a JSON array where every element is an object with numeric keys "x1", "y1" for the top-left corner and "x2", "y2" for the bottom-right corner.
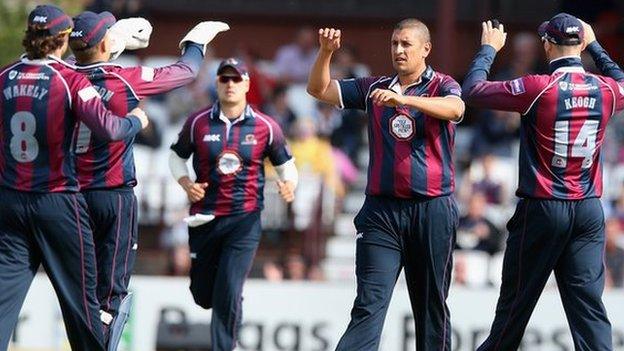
[
  {"x1": 188, "y1": 211, "x2": 261, "y2": 351},
  {"x1": 0, "y1": 188, "x2": 105, "y2": 351},
  {"x1": 83, "y1": 189, "x2": 138, "y2": 320},
  {"x1": 478, "y1": 198, "x2": 612, "y2": 351},
  {"x1": 336, "y1": 195, "x2": 458, "y2": 351}
]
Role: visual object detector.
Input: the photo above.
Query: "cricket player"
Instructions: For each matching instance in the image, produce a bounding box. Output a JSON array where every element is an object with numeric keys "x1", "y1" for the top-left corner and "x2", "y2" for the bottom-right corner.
[
  {"x1": 462, "y1": 14, "x2": 624, "y2": 350},
  {"x1": 307, "y1": 19, "x2": 465, "y2": 350},
  {"x1": 168, "y1": 58, "x2": 298, "y2": 350},
  {"x1": 68, "y1": 11, "x2": 228, "y2": 349},
  {"x1": 0, "y1": 5, "x2": 148, "y2": 350}
]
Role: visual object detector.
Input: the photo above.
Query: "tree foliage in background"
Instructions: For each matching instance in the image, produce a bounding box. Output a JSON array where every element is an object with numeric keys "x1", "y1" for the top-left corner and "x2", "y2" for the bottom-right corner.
[{"x1": 0, "y1": 0, "x2": 84, "y2": 66}]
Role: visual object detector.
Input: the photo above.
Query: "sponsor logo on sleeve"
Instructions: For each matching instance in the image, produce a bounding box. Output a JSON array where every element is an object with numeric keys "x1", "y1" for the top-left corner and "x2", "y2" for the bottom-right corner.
[
  {"x1": 78, "y1": 86, "x2": 101, "y2": 102},
  {"x1": 140, "y1": 66, "x2": 155, "y2": 82},
  {"x1": 618, "y1": 83, "x2": 624, "y2": 96},
  {"x1": 8, "y1": 70, "x2": 18, "y2": 80},
  {"x1": 510, "y1": 78, "x2": 526, "y2": 95}
]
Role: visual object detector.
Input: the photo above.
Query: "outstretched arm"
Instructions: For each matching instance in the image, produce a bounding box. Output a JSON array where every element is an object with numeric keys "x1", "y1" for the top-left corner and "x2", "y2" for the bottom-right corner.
[{"x1": 307, "y1": 28, "x2": 342, "y2": 106}]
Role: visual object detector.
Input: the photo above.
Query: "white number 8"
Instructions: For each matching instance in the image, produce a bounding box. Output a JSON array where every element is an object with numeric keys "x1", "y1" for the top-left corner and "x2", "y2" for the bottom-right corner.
[{"x1": 10, "y1": 111, "x2": 39, "y2": 163}]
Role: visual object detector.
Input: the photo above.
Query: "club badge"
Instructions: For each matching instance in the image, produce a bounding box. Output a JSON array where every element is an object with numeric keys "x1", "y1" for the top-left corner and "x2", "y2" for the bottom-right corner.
[
  {"x1": 217, "y1": 151, "x2": 243, "y2": 175},
  {"x1": 389, "y1": 114, "x2": 415, "y2": 140}
]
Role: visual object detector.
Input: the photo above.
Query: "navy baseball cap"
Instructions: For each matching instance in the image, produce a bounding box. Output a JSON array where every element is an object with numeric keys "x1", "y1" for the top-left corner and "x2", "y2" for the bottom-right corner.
[
  {"x1": 27, "y1": 5, "x2": 73, "y2": 35},
  {"x1": 538, "y1": 13, "x2": 584, "y2": 46},
  {"x1": 217, "y1": 58, "x2": 250, "y2": 80},
  {"x1": 70, "y1": 11, "x2": 116, "y2": 49}
]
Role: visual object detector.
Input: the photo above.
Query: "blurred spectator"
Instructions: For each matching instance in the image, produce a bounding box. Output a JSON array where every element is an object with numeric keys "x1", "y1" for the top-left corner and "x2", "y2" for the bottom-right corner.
[
  {"x1": 456, "y1": 192, "x2": 504, "y2": 255},
  {"x1": 605, "y1": 217, "x2": 624, "y2": 288},
  {"x1": 290, "y1": 118, "x2": 344, "y2": 197},
  {"x1": 330, "y1": 109, "x2": 366, "y2": 166},
  {"x1": 262, "y1": 260, "x2": 284, "y2": 282},
  {"x1": 470, "y1": 32, "x2": 543, "y2": 158},
  {"x1": 284, "y1": 255, "x2": 307, "y2": 280},
  {"x1": 332, "y1": 45, "x2": 370, "y2": 79},
  {"x1": 262, "y1": 84, "x2": 297, "y2": 136},
  {"x1": 234, "y1": 45, "x2": 276, "y2": 107},
  {"x1": 273, "y1": 27, "x2": 318, "y2": 83},
  {"x1": 470, "y1": 109, "x2": 520, "y2": 158},
  {"x1": 496, "y1": 32, "x2": 546, "y2": 79},
  {"x1": 166, "y1": 57, "x2": 216, "y2": 121},
  {"x1": 314, "y1": 102, "x2": 342, "y2": 138},
  {"x1": 161, "y1": 221, "x2": 191, "y2": 276},
  {"x1": 458, "y1": 154, "x2": 508, "y2": 206}
]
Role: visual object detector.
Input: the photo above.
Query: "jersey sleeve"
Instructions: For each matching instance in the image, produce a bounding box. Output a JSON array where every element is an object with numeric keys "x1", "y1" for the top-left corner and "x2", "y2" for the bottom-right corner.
[
  {"x1": 170, "y1": 113, "x2": 197, "y2": 159},
  {"x1": 462, "y1": 45, "x2": 546, "y2": 114},
  {"x1": 266, "y1": 120, "x2": 293, "y2": 166},
  {"x1": 439, "y1": 75, "x2": 462, "y2": 98},
  {"x1": 118, "y1": 43, "x2": 204, "y2": 98},
  {"x1": 604, "y1": 77, "x2": 624, "y2": 114},
  {"x1": 69, "y1": 73, "x2": 141, "y2": 141},
  {"x1": 336, "y1": 76, "x2": 381, "y2": 110},
  {"x1": 587, "y1": 41, "x2": 624, "y2": 83}
]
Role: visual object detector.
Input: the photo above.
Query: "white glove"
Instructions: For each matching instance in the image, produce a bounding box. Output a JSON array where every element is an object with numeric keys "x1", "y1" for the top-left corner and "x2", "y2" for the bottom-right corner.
[
  {"x1": 183, "y1": 214, "x2": 215, "y2": 227},
  {"x1": 179, "y1": 21, "x2": 229, "y2": 55},
  {"x1": 109, "y1": 17, "x2": 153, "y2": 60}
]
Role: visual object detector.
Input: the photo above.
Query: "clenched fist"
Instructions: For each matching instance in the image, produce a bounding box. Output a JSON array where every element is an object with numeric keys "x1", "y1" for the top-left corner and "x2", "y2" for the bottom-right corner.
[{"x1": 318, "y1": 28, "x2": 341, "y2": 53}]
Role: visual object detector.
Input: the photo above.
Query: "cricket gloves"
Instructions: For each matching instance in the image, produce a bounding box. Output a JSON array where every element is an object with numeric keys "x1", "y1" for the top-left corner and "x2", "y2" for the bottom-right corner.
[
  {"x1": 109, "y1": 17, "x2": 153, "y2": 60},
  {"x1": 179, "y1": 21, "x2": 230, "y2": 55}
]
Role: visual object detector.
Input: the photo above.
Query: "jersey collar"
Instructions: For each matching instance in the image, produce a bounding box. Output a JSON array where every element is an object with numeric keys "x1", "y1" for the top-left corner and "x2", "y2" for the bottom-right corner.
[
  {"x1": 388, "y1": 65, "x2": 435, "y2": 94},
  {"x1": 549, "y1": 56, "x2": 585, "y2": 74},
  {"x1": 211, "y1": 102, "x2": 255, "y2": 121},
  {"x1": 75, "y1": 61, "x2": 123, "y2": 70}
]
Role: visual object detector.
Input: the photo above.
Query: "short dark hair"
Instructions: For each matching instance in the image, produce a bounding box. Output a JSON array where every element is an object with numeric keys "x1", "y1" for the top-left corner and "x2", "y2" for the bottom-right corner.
[
  {"x1": 394, "y1": 18, "x2": 431, "y2": 43},
  {"x1": 69, "y1": 40, "x2": 100, "y2": 63},
  {"x1": 22, "y1": 27, "x2": 67, "y2": 59}
]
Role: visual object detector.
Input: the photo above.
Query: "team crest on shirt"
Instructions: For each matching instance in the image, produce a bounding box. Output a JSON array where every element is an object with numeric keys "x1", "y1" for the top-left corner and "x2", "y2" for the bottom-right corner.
[
  {"x1": 217, "y1": 151, "x2": 243, "y2": 175},
  {"x1": 389, "y1": 114, "x2": 415, "y2": 140},
  {"x1": 241, "y1": 134, "x2": 257, "y2": 145}
]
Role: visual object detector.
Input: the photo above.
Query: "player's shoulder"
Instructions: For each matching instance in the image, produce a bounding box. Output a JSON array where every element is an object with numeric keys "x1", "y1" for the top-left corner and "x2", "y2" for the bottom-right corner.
[
  {"x1": 46, "y1": 58, "x2": 91, "y2": 86},
  {"x1": 0, "y1": 60, "x2": 24, "y2": 77},
  {"x1": 250, "y1": 106, "x2": 281, "y2": 130},
  {"x1": 432, "y1": 70, "x2": 457, "y2": 82}
]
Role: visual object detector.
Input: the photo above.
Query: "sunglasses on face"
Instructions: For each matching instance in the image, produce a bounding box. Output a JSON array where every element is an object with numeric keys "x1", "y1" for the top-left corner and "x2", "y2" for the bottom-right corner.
[{"x1": 218, "y1": 75, "x2": 243, "y2": 84}]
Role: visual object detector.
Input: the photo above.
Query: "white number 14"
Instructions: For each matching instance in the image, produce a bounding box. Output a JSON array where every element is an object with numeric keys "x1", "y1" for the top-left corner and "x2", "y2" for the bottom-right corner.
[{"x1": 551, "y1": 120, "x2": 599, "y2": 169}]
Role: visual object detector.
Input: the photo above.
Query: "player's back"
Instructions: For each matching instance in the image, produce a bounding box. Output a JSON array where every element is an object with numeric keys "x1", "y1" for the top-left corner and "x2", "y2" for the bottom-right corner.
[
  {"x1": 0, "y1": 57, "x2": 81, "y2": 192},
  {"x1": 74, "y1": 64, "x2": 140, "y2": 189},
  {"x1": 519, "y1": 67, "x2": 618, "y2": 200}
]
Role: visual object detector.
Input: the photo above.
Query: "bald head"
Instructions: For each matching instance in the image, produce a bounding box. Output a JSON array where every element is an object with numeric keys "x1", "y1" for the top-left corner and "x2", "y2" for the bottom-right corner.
[{"x1": 394, "y1": 18, "x2": 431, "y2": 43}]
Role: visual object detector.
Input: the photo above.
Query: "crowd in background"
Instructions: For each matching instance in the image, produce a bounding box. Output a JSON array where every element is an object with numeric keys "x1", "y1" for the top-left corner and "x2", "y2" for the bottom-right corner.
[{"x1": 94, "y1": 17, "x2": 624, "y2": 288}]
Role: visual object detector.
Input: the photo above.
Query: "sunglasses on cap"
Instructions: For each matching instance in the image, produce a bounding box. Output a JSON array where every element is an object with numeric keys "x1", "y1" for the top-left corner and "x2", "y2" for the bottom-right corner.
[{"x1": 218, "y1": 75, "x2": 243, "y2": 84}]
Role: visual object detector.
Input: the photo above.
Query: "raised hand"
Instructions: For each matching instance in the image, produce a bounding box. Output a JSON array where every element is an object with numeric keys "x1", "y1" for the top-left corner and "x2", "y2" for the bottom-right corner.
[
  {"x1": 318, "y1": 28, "x2": 341, "y2": 53},
  {"x1": 481, "y1": 20, "x2": 507, "y2": 52},
  {"x1": 579, "y1": 19, "x2": 596, "y2": 50}
]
